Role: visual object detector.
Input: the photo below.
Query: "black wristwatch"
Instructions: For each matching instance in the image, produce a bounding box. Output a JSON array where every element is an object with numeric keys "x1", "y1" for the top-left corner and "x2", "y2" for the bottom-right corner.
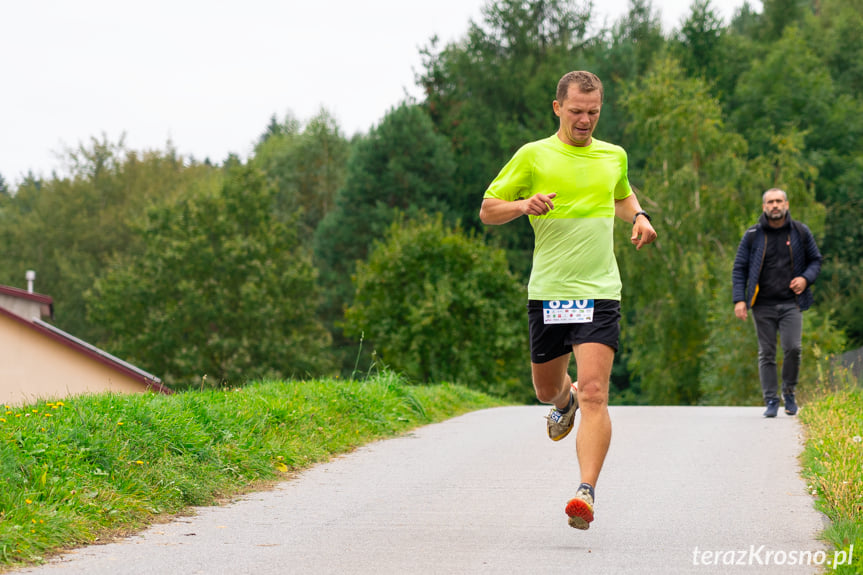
[{"x1": 632, "y1": 210, "x2": 651, "y2": 225}]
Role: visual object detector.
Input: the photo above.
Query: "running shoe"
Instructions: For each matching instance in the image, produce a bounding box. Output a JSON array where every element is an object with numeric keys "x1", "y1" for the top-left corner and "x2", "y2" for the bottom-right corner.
[
  {"x1": 565, "y1": 486, "x2": 595, "y2": 530},
  {"x1": 546, "y1": 383, "x2": 578, "y2": 441}
]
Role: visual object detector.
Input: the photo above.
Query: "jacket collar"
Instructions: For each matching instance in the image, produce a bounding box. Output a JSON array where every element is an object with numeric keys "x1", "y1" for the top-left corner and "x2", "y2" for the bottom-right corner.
[{"x1": 759, "y1": 211, "x2": 792, "y2": 231}]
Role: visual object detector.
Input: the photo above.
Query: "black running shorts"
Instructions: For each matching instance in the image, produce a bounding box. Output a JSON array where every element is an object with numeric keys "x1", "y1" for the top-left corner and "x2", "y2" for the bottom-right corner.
[{"x1": 527, "y1": 299, "x2": 621, "y2": 364}]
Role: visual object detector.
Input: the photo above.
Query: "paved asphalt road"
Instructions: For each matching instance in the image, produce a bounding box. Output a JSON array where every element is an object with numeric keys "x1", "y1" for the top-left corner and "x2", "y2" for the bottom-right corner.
[{"x1": 15, "y1": 406, "x2": 832, "y2": 575}]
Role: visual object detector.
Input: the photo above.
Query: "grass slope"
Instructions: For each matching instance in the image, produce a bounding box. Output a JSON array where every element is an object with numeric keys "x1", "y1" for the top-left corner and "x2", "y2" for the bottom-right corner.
[
  {"x1": 0, "y1": 372, "x2": 507, "y2": 570},
  {"x1": 799, "y1": 385, "x2": 863, "y2": 574},
  {"x1": 2, "y1": 371, "x2": 859, "y2": 573}
]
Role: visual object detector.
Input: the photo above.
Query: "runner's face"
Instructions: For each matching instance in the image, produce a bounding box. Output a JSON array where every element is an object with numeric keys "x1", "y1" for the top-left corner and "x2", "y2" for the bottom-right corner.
[
  {"x1": 554, "y1": 86, "x2": 602, "y2": 147},
  {"x1": 762, "y1": 191, "x2": 789, "y2": 220}
]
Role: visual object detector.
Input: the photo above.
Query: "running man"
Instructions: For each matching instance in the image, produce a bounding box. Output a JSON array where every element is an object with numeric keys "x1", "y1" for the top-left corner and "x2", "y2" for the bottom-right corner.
[{"x1": 479, "y1": 70, "x2": 657, "y2": 529}]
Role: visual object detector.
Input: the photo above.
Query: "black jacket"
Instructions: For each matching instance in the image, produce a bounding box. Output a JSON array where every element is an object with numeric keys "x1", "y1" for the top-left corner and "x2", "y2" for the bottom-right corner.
[{"x1": 732, "y1": 213, "x2": 822, "y2": 311}]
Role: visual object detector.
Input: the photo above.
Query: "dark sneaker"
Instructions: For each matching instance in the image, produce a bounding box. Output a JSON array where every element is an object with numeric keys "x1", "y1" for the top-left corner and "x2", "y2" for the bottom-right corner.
[
  {"x1": 784, "y1": 394, "x2": 798, "y2": 416},
  {"x1": 763, "y1": 399, "x2": 780, "y2": 418},
  {"x1": 565, "y1": 486, "x2": 595, "y2": 530},
  {"x1": 546, "y1": 383, "x2": 578, "y2": 441}
]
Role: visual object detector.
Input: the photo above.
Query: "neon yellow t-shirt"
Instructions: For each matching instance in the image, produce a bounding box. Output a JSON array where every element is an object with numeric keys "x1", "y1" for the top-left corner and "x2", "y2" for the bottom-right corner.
[{"x1": 484, "y1": 135, "x2": 633, "y2": 301}]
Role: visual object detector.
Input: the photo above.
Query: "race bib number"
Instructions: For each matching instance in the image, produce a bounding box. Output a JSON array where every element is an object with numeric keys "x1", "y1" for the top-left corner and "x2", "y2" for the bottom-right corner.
[{"x1": 543, "y1": 300, "x2": 594, "y2": 324}]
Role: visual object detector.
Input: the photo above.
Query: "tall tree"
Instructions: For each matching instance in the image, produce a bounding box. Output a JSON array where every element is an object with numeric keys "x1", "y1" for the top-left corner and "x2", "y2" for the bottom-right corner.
[
  {"x1": 618, "y1": 56, "x2": 751, "y2": 404},
  {"x1": 313, "y1": 103, "x2": 459, "y2": 370},
  {"x1": 810, "y1": 154, "x2": 863, "y2": 344},
  {"x1": 759, "y1": 0, "x2": 813, "y2": 41},
  {"x1": 731, "y1": 25, "x2": 834, "y2": 156},
  {"x1": 672, "y1": 0, "x2": 725, "y2": 81},
  {"x1": 252, "y1": 109, "x2": 349, "y2": 243},
  {"x1": 0, "y1": 137, "x2": 218, "y2": 342},
  {"x1": 728, "y1": 0, "x2": 761, "y2": 37},
  {"x1": 257, "y1": 112, "x2": 300, "y2": 145},
  {"x1": 815, "y1": 0, "x2": 863, "y2": 95},
  {"x1": 87, "y1": 165, "x2": 333, "y2": 388}
]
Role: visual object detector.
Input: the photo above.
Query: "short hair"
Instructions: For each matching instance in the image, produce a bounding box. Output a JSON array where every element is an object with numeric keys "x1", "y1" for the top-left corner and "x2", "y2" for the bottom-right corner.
[
  {"x1": 556, "y1": 71, "x2": 604, "y2": 103},
  {"x1": 762, "y1": 188, "x2": 788, "y2": 202}
]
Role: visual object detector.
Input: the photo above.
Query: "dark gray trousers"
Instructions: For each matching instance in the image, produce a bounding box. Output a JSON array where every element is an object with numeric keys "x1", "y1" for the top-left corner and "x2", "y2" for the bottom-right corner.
[{"x1": 750, "y1": 302, "x2": 803, "y2": 402}]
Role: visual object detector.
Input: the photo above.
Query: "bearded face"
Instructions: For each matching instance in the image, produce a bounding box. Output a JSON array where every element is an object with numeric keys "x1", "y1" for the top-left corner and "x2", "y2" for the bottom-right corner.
[{"x1": 763, "y1": 191, "x2": 789, "y2": 221}]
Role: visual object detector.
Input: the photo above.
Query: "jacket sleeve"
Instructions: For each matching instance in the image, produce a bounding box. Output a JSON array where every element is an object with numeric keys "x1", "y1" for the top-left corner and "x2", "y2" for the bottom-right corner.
[
  {"x1": 800, "y1": 225, "x2": 822, "y2": 286},
  {"x1": 732, "y1": 232, "x2": 751, "y2": 304}
]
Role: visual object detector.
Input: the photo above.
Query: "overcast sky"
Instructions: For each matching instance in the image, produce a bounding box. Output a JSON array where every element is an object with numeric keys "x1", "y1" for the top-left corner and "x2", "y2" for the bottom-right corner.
[{"x1": 0, "y1": 0, "x2": 758, "y2": 186}]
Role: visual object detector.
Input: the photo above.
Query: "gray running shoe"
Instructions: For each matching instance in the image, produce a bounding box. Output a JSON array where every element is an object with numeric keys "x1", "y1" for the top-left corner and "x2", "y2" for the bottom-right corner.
[
  {"x1": 565, "y1": 486, "x2": 595, "y2": 530},
  {"x1": 546, "y1": 383, "x2": 578, "y2": 441}
]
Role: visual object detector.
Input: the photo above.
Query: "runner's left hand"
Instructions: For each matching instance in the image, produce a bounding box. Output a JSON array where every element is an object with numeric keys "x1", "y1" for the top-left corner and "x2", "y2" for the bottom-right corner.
[{"x1": 631, "y1": 219, "x2": 657, "y2": 250}]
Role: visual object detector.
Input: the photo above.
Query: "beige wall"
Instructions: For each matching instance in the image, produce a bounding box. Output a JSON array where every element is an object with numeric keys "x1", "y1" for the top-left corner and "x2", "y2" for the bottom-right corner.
[{"x1": 0, "y1": 313, "x2": 154, "y2": 407}]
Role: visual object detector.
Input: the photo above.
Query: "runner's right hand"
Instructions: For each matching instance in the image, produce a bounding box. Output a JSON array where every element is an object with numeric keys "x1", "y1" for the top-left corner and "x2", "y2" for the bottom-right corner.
[{"x1": 522, "y1": 193, "x2": 557, "y2": 216}]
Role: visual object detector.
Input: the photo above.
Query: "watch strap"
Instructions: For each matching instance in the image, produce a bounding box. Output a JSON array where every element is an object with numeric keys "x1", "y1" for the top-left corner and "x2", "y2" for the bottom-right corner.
[{"x1": 633, "y1": 210, "x2": 651, "y2": 225}]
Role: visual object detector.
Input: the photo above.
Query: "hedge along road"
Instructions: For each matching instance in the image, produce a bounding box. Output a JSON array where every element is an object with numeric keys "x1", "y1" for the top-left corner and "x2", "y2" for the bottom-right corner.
[{"x1": 15, "y1": 406, "x2": 830, "y2": 575}]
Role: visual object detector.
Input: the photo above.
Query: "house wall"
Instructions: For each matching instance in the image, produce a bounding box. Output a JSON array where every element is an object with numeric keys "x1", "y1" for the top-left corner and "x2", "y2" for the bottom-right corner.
[{"x1": 0, "y1": 313, "x2": 153, "y2": 407}]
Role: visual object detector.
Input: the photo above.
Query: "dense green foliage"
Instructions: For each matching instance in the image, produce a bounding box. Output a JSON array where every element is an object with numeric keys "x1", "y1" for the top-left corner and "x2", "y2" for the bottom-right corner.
[
  {"x1": 313, "y1": 103, "x2": 460, "y2": 370},
  {"x1": 0, "y1": 138, "x2": 220, "y2": 344},
  {"x1": 616, "y1": 56, "x2": 751, "y2": 404},
  {"x1": 0, "y1": 373, "x2": 507, "y2": 568},
  {"x1": 345, "y1": 214, "x2": 530, "y2": 400},
  {"x1": 85, "y1": 165, "x2": 334, "y2": 388},
  {"x1": 251, "y1": 110, "x2": 349, "y2": 243},
  {"x1": 1, "y1": 0, "x2": 861, "y2": 403}
]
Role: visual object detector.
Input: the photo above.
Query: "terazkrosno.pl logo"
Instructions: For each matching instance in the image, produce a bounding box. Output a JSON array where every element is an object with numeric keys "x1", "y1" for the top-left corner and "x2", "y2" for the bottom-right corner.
[{"x1": 692, "y1": 545, "x2": 854, "y2": 569}]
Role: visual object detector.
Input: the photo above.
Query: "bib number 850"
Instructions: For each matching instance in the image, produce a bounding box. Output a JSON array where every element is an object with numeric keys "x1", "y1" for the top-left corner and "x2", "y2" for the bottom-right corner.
[{"x1": 542, "y1": 299, "x2": 594, "y2": 324}]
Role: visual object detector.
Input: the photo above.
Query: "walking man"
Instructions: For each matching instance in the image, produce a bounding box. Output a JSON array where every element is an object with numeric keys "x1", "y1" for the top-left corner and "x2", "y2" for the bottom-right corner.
[
  {"x1": 732, "y1": 188, "x2": 822, "y2": 417},
  {"x1": 479, "y1": 70, "x2": 656, "y2": 529}
]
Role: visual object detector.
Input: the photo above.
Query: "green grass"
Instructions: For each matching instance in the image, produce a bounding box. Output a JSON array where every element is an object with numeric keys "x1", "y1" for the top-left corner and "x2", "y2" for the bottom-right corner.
[
  {"x1": 799, "y1": 382, "x2": 863, "y2": 574},
  {"x1": 3, "y1": 368, "x2": 860, "y2": 573},
  {"x1": 0, "y1": 371, "x2": 508, "y2": 570}
]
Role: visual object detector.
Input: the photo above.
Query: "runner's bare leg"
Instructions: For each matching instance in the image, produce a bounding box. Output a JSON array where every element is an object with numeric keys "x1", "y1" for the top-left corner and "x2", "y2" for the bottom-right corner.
[
  {"x1": 572, "y1": 342, "x2": 614, "y2": 487},
  {"x1": 531, "y1": 354, "x2": 573, "y2": 409}
]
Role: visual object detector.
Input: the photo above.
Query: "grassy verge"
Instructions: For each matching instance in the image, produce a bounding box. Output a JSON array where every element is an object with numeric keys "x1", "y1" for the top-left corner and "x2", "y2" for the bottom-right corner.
[
  {"x1": 799, "y1": 383, "x2": 863, "y2": 574},
  {"x1": 6, "y1": 367, "x2": 857, "y2": 573},
  {"x1": 0, "y1": 371, "x2": 508, "y2": 571}
]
